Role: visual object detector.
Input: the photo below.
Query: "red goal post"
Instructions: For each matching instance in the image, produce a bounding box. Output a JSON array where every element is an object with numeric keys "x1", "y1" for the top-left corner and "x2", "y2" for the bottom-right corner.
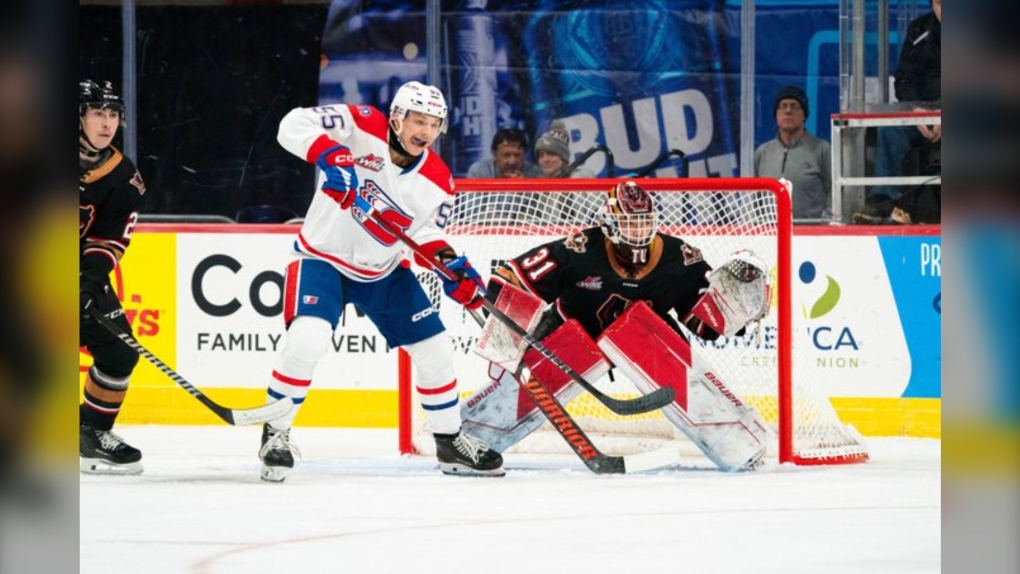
[{"x1": 398, "y1": 178, "x2": 868, "y2": 466}]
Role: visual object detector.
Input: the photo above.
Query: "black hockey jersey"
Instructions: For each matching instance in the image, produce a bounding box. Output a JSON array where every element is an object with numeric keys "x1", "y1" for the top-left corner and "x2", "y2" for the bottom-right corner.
[
  {"x1": 79, "y1": 147, "x2": 145, "y2": 279},
  {"x1": 506, "y1": 227, "x2": 712, "y2": 339}
]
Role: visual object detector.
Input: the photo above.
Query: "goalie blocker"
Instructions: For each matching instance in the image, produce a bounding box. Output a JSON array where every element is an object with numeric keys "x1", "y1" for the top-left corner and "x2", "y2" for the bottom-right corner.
[{"x1": 464, "y1": 283, "x2": 769, "y2": 471}]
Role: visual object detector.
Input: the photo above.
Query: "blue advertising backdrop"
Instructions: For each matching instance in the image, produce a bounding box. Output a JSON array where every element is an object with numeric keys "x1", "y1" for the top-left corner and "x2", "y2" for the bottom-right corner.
[{"x1": 319, "y1": 0, "x2": 919, "y2": 177}]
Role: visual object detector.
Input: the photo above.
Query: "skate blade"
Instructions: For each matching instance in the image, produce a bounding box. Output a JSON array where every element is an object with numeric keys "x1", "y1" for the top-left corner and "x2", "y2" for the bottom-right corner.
[
  {"x1": 80, "y1": 457, "x2": 143, "y2": 476},
  {"x1": 439, "y1": 462, "x2": 506, "y2": 477},
  {"x1": 260, "y1": 464, "x2": 291, "y2": 483}
]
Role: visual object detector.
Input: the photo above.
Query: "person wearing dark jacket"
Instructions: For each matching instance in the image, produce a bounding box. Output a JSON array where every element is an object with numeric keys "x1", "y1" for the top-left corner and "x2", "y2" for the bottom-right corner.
[{"x1": 859, "y1": 0, "x2": 941, "y2": 223}]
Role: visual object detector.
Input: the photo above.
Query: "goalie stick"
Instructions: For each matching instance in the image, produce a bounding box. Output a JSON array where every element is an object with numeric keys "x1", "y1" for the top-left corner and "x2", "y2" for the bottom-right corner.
[
  {"x1": 493, "y1": 361, "x2": 680, "y2": 474},
  {"x1": 365, "y1": 208, "x2": 675, "y2": 416},
  {"x1": 88, "y1": 308, "x2": 293, "y2": 426},
  {"x1": 461, "y1": 297, "x2": 679, "y2": 473}
]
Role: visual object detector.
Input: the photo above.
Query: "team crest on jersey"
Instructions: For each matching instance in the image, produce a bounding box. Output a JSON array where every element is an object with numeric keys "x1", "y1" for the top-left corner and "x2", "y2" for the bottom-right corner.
[
  {"x1": 356, "y1": 154, "x2": 385, "y2": 172},
  {"x1": 575, "y1": 276, "x2": 603, "y2": 291},
  {"x1": 357, "y1": 105, "x2": 372, "y2": 116},
  {"x1": 564, "y1": 232, "x2": 588, "y2": 253},
  {"x1": 681, "y1": 243, "x2": 703, "y2": 266}
]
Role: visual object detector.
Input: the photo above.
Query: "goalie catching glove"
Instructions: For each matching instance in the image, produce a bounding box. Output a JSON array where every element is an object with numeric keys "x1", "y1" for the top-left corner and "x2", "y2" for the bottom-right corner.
[{"x1": 688, "y1": 249, "x2": 771, "y2": 337}]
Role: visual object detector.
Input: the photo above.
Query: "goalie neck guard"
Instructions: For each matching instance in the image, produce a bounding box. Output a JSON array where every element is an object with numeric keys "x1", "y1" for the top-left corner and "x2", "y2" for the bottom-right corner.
[{"x1": 600, "y1": 181, "x2": 658, "y2": 266}]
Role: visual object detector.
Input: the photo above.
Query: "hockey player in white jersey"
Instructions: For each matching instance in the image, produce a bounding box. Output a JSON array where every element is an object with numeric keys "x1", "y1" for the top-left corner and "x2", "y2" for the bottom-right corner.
[{"x1": 260, "y1": 81, "x2": 503, "y2": 481}]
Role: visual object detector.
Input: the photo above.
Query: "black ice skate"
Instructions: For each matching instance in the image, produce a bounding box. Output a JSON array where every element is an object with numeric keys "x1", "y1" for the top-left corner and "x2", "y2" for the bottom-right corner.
[
  {"x1": 80, "y1": 423, "x2": 143, "y2": 475},
  {"x1": 259, "y1": 424, "x2": 299, "y2": 482},
  {"x1": 434, "y1": 429, "x2": 505, "y2": 477}
]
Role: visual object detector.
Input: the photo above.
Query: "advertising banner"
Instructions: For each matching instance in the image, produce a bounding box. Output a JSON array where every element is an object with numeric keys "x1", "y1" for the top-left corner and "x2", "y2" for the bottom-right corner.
[
  {"x1": 175, "y1": 233, "x2": 400, "y2": 390},
  {"x1": 97, "y1": 226, "x2": 939, "y2": 434},
  {"x1": 319, "y1": 1, "x2": 860, "y2": 177}
]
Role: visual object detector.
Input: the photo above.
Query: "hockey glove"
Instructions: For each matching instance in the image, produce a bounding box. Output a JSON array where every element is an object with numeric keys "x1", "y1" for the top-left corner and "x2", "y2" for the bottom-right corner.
[
  {"x1": 80, "y1": 273, "x2": 108, "y2": 318},
  {"x1": 316, "y1": 144, "x2": 359, "y2": 209},
  {"x1": 688, "y1": 249, "x2": 770, "y2": 338},
  {"x1": 438, "y1": 256, "x2": 484, "y2": 310}
]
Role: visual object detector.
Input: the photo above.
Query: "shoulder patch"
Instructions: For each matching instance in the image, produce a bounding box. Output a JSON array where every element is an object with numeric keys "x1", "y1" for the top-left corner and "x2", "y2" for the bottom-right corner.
[
  {"x1": 681, "y1": 242, "x2": 703, "y2": 266},
  {"x1": 347, "y1": 104, "x2": 388, "y2": 142},
  {"x1": 564, "y1": 232, "x2": 588, "y2": 254},
  {"x1": 130, "y1": 171, "x2": 146, "y2": 195}
]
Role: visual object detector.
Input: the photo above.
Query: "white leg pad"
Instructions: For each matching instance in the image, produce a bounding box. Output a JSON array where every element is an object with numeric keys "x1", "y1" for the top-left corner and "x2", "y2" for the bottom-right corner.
[
  {"x1": 461, "y1": 320, "x2": 610, "y2": 453},
  {"x1": 597, "y1": 302, "x2": 769, "y2": 471}
]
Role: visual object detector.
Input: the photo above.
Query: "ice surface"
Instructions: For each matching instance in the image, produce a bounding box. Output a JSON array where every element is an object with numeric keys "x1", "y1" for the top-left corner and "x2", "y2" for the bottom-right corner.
[{"x1": 80, "y1": 426, "x2": 940, "y2": 574}]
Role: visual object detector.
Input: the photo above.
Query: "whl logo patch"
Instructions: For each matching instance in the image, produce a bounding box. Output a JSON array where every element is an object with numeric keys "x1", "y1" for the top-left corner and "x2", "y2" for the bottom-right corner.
[
  {"x1": 798, "y1": 261, "x2": 840, "y2": 318},
  {"x1": 575, "y1": 276, "x2": 603, "y2": 290},
  {"x1": 356, "y1": 153, "x2": 385, "y2": 172}
]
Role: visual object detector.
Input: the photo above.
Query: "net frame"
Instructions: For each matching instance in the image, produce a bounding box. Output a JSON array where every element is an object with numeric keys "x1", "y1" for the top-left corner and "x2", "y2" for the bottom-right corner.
[{"x1": 397, "y1": 178, "x2": 868, "y2": 466}]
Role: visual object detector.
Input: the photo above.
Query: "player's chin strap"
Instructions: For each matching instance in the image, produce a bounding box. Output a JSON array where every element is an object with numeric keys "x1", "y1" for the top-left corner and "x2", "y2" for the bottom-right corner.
[{"x1": 362, "y1": 207, "x2": 675, "y2": 417}]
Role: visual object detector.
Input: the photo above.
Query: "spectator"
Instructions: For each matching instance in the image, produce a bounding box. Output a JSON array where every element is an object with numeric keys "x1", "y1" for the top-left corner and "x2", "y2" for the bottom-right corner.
[
  {"x1": 753, "y1": 85, "x2": 832, "y2": 221},
  {"x1": 465, "y1": 128, "x2": 541, "y2": 178},
  {"x1": 858, "y1": 0, "x2": 941, "y2": 223},
  {"x1": 534, "y1": 121, "x2": 595, "y2": 178}
]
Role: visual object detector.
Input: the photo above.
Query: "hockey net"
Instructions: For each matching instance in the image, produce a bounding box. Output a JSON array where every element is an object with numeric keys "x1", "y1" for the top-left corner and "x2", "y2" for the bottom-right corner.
[{"x1": 398, "y1": 178, "x2": 868, "y2": 466}]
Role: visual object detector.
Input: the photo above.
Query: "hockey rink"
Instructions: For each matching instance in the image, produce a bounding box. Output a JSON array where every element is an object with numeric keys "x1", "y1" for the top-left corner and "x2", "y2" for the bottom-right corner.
[{"x1": 79, "y1": 426, "x2": 941, "y2": 574}]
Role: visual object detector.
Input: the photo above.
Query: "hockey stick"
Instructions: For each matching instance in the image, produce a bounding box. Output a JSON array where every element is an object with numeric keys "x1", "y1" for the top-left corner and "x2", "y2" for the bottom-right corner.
[
  {"x1": 365, "y1": 209, "x2": 675, "y2": 415},
  {"x1": 460, "y1": 310, "x2": 680, "y2": 473},
  {"x1": 88, "y1": 308, "x2": 293, "y2": 426},
  {"x1": 501, "y1": 364, "x2": 680, "y2": 474}
]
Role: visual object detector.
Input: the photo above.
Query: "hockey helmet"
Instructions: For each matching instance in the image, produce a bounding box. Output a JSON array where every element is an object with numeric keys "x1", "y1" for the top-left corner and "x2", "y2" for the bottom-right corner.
[
  {"x1": 79, "y1": 80, "x2": 124, "y2": 116},
  {"x1": 390, "y1": 81, "x2": 448, "y2": 134},
  {"x1": 601, "y1": 181, "x2": 658, "y2": 249}
]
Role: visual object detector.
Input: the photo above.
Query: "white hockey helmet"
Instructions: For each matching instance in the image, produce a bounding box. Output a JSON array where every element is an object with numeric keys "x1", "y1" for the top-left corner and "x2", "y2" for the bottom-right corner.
[
  {"x1": 601, "y1": 181, "x2": 658, "y2": 248},
  {"x1": 390, "y1": 81, "x2": 448, "y2": 134}
]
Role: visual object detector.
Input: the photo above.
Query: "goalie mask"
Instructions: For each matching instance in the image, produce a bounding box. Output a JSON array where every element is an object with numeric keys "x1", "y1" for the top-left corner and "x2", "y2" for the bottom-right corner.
[
  {"x1": 390, "y1": 81, "x2": 448, "y2": 135},
  {"x1": 601, "y1": 181, "x2": 658, "y2": 265}
]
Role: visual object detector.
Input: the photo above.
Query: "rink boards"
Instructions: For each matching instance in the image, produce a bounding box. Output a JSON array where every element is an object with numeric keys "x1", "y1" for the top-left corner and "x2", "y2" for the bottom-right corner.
[{"x1": 79, "y1": 224, "x2": 941, "y2": 438}]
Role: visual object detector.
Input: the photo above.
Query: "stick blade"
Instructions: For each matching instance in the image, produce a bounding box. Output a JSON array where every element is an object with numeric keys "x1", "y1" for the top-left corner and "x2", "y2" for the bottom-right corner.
[
  {"x1": 607, "y1": 386, "x2": 676, "y2": 415},
  {"x1": 227, "y1": 398, "x2": 294, "y2": 426},
  {"x1": 622, "y1": 446, "x2": 681, "y2": 474}
]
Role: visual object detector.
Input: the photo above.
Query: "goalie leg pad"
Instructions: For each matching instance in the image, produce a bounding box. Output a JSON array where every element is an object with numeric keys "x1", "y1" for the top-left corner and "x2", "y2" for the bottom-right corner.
[
  {"x1": 598, "y1": 302, "x2": 768, "y2": 471},
  {"x1": 460, "y1": 320, "x2": 610, "y2": 453}
]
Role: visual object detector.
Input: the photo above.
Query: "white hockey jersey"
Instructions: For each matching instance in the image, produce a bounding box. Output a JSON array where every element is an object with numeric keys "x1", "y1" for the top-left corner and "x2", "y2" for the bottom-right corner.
[{"x1": 277, "y1": 104, "x2": 456, "y2": 281}]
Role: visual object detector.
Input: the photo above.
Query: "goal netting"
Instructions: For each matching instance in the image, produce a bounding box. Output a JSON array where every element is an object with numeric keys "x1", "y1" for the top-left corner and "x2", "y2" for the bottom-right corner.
[{"x1": 398, "y1": 178, "x2": 868, "y2": 466}]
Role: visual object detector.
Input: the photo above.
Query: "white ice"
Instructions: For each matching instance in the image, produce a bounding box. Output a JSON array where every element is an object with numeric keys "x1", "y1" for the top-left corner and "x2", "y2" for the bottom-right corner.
[{"x1": 80, "y1": 426, "x2": 940, "y2": 574}]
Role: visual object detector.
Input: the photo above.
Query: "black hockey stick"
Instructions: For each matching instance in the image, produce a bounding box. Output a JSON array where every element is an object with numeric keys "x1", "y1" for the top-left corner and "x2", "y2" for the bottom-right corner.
[
  {"x1": 365, "y1": 208, "x2": 675, "y2": 416},
  {"x1": 502, "y1": 363, "x2": 679, "y2": 474},
  {"x1": 88, "y1": 307, "x2": 293, "y2": 426}
]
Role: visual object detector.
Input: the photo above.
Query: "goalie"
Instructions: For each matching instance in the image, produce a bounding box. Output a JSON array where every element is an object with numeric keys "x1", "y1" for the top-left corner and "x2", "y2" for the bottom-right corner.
[{"x1": 464, "y1": 181, "x2": 772, "y2": 471}]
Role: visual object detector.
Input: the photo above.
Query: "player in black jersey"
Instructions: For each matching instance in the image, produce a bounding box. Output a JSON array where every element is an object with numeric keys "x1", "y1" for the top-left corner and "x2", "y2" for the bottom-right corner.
[
  {"x1": 463, "y1": 181, "x2": 772, "y2": 460},
  {"x1": 79, "y1": 80, "x2": 147, "y2": 475},
  {"x1": 489, "y1": 180, "x2": 724, "y2": 342}
]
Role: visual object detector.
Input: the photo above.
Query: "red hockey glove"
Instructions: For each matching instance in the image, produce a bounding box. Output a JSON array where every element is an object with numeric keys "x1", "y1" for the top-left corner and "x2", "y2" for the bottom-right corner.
[{"x1": 439, "y1": 256, "x2": 484, "y2": 310}]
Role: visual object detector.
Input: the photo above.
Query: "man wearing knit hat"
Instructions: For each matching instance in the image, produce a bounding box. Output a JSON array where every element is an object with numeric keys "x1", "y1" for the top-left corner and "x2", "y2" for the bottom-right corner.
[
  {"x1": 534, "y1": 121, "x2": 594, "y2": 178},
  {"x1": 753, "y1": 85, "x2": 832, "y2": 221}
]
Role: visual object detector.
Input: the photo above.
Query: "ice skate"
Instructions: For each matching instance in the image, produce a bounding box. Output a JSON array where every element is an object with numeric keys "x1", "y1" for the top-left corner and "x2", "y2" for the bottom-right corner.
[
  {"x1": 434, "y1": 429, "x2": 505, "y2": 477},
  {"x1": 259, "y1": 424, "x2": 299, "y2": 482},
  {"x1": 80, "y1": 423, "x2": 143, "y2": 475}
]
